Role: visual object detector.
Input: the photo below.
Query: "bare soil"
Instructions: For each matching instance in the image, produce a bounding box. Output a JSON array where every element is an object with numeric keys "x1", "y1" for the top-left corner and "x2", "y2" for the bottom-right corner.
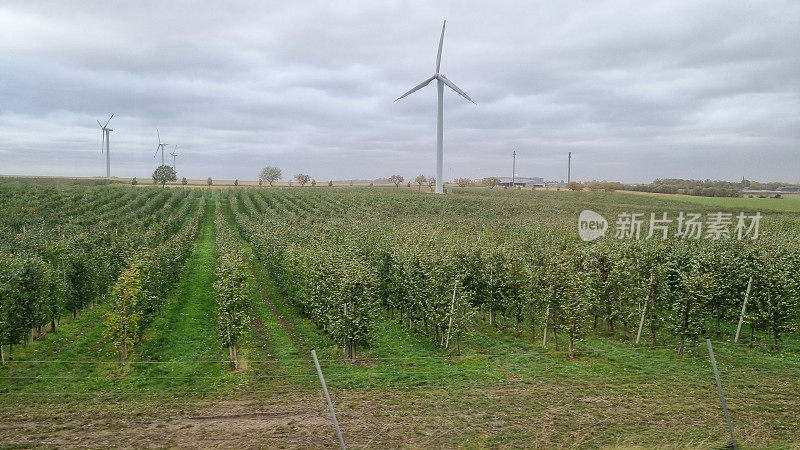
[{"x1": 3, "y1": 377, "x2": 794, "y2": 449}]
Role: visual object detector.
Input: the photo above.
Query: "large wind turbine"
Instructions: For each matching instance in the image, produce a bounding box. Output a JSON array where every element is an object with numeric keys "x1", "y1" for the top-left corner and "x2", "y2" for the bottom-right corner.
[
  {"x1": 170, "y1": 145, "x2": 178, "y2": 171},
  {"x1": 97, "y1": 114, "x2": 114, "y2": 179},
  {"x1": 395, "y1": 20, "x2": 474, "y2": 194},
  {"x1": 154, "y1": 129, "x2": 167, "y2": 166}
]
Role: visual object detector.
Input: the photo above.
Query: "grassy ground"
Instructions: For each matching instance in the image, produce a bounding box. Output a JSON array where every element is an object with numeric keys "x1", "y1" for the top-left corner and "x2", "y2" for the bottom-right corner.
[
  {"x1": 128, "y1": 196, "x2": 240, "y2": 395},
  {"x1": 619, "y1": 190, "x2": 800, "y2": 213},
  {"x1": 2, "y1": 189, "x2": 799, "y2": 448},
  {"x1": 671, "y1": 195, "x2": 800, "y2": 213},
  {"x1": 3, "y1": 318, "x2": 797, "y2": 448}
]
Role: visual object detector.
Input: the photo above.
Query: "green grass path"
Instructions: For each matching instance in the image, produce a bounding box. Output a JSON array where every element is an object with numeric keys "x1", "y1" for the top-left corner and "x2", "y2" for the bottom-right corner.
[
  {"x1": 129, "y1": 194, "x2": 240, "y2": 394},
  {"x1": 218, "y1": 195, "x2": 319, "y2": 388}
]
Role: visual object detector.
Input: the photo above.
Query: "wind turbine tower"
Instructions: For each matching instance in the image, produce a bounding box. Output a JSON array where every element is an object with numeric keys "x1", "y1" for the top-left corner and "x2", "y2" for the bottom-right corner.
[
  {"x1": 512, "y1": 150, "x2": 516, "y2": 186},
  {"x1": 567, "y1": 152, "x2": 572, "y2": 184},
  {"x1": 97, "y1": 114, "x2": 114, "y2": 179},
  {"x1": 154, "y1": 129, "x2": 168, "y2": 166},
  {"x1": 395, "y1": 20, "x2": 475, "y2": 194},
  {"x1": 171, "y1": 145, "x2": 178, "y2": 172}
]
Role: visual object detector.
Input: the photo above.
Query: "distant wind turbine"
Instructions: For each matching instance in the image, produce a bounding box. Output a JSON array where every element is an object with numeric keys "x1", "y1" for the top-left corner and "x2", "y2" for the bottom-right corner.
[
  {"x1": 154, "y1": 129, "x2": 167, "y2": 166},
  {"x1": 170, "y1": 145, "x2": 178, "y2": 171},
  {"x1": 97, "y1": 114, "x2": 114, "y2": 179},
  {"x1": 395, "y1": 20, "x2": 475, "y2": 194}
]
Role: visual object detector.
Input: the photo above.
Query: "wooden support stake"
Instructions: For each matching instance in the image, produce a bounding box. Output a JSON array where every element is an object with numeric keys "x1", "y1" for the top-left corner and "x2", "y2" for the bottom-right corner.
[
  {"x1": 445, "y1": 280, "x2": 459, "y2": 349},
  {"x1": 542, "y1": 301, "x2": 550, "y2": 347},
  {"x1": 734, "y1": 276, "x2": 752, "y2": 343},
  {"x1": 636, "y1": 299, "x2": 648, "y2": 345},
  {"x1": 636, "y1": 273, "x2": 654, "y2": 345}
]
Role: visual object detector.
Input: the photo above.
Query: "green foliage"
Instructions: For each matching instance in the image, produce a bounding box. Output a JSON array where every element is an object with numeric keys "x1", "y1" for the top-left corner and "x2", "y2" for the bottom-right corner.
[
  {"x1": 104, "y1": 265, "x2": 144, "y2": 363},
  {"x1": 152, "y1": 165, "x2": 177, "y2": 187},
  {"x1": 0, "y1": 184, "x2": 204, "y2": 360},
  {"x1": 281, "y1": 244, "x2": 379, "y2": 359},
  {"x1": 213, "y1": 200, "x2": 251, "y2": 368},
  {"x1": 749, "y1": 246, "x2": 800, "y2": 348},
  {"x1": 181, "y1": 177, "x2": 188, "y2": 185},
  {"x1": 225, "y1": 187, "x2": 800, "y2": 359},
  {"x1": 207, "y1": 177, "x2": 213, "y2": 186},
  {"x1": 626, "y1": 178, "x2": 743, "y2": 197},
  {"x1": 7, "y1": 183, "x2": 795, "y2": 366},
  {"x1": 64, "y1": 254, "x2": 96, "y2": 316},
  {"x1": 258, "y1": 166, "x2": 282, "y2": 187},
  {"x1": 131, "y1": 177, "x2": 138, "y2": 186},
  {"x1": 0, "y1": 256, "x2": 49, "y2": 357}
]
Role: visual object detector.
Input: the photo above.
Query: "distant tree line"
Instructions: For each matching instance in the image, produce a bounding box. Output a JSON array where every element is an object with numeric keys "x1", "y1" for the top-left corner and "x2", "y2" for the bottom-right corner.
[{"x1": 624, "y1": 179, "x2": 742, "y2": 197}]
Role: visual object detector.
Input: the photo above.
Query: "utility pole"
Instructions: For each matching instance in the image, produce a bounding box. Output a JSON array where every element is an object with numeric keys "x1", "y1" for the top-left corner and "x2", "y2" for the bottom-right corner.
[
  {"x1": 512, "y1": 150, "x2": 516, "y2": 186},
  {"x1": 567, "y1": 152, "x2": 572, "y2": 185}
]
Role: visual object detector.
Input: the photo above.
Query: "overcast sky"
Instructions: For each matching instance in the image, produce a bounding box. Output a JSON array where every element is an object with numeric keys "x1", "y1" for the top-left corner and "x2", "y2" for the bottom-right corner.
[{"x1": 1, "y1": 1, "x2": 798, "y2": 183}]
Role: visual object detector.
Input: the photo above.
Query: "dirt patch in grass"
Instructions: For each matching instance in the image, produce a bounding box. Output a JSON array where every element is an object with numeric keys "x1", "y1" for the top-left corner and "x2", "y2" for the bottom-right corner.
[
  {"x1": 3, "y1": 377, "x2": 796, "y2": 448},
  {"x1": 250, "y1": 265, "x2": 297, "y2": 337},
  {"x1": 250, "y1": 316, "x2": 268, "y2": 341}
]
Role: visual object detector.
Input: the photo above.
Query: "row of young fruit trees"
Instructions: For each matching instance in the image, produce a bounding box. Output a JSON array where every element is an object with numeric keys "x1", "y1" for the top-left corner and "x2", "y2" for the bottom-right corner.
[
  {"x1": 2, "y1": 184, "x2": 798, "y2": 367},
  {"x1": 0, "y1": 183, "x2": 252, "y2": 367},
  {"x1": 0, "y1": 183, "x2": 204, "y2": 363},
  {"x1": 229, "y1": 188, "x2": 800, "y2": 359}
]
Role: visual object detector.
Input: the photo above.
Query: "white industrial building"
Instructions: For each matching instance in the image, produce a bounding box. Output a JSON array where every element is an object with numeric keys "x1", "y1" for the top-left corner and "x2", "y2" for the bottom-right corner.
[{"x1": 498, "y1": 176, "x2": 545, "y2": 188}]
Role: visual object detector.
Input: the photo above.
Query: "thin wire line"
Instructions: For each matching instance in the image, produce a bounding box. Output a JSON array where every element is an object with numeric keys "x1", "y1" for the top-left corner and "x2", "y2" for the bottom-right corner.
[
  {"x1": 2, "y1": 341, "x2": 795, "y2": 367},
  {"x1": 0, "y1": 347, "x2": 691, "y2": 365}
]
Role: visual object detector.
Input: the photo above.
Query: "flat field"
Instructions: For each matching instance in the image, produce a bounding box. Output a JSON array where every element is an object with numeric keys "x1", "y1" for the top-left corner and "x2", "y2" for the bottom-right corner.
[
  {"x1": 1, "y1": 184, "x2": 798, "y2": 448},
  {"x1": 619, "y1": 189, "x2": 800, "y2": 212}
]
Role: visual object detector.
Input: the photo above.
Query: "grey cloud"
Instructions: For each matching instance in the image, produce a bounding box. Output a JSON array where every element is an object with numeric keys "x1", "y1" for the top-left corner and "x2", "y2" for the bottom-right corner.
[{"x1": 0, "y1": 0, "x2": 798, "y2": 184}]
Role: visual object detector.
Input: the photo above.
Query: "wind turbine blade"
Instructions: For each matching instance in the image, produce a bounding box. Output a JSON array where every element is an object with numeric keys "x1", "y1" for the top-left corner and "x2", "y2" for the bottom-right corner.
[
  {"x1": 157, "y1": 128, "x2": 161, "y2": 143},
  {"x1": 97, "y1": 120, "x2": 103, "y2": 128},
  {"x1": 101, "y1": 130, "x2": 105, "y2": 153},
  {"x1": 394, "y1": 75, "x2": 436, "y2": 102},
  {"x1": 438, "y1": 74, "x2": 475, "y2": 104},
  {"x1": 436, "y1": 20, "x2": 446, "y2": 72},
  {"x1": 103, "y1": 113, "x2": 114, "y2": 128},
  {"x1": 154, "y1": 146, "x2": 160, "y2": 158}
]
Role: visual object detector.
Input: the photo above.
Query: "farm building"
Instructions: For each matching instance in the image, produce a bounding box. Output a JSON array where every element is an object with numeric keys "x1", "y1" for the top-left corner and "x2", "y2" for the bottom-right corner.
[{"x1": 498, "y1": 176, "x2": 545, "y2": 188}]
